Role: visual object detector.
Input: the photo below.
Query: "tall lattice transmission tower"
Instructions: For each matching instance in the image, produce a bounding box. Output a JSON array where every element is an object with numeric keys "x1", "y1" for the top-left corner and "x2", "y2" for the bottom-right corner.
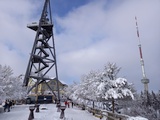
[
  {"x1": 135, "y1": 17, "x2": 149, "y2": 94},
  {"x1": 23, "y1": 0, "x2": 60, "y2": 101}
]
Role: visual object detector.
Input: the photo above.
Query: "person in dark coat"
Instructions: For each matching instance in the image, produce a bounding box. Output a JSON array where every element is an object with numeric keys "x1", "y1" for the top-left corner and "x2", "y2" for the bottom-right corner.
[
  {"x1": 7, "y1": 100, "x2": 10, "y2": 112},
  {"x1": 71, "y1": 101, "x2": 74, "y2": 108},
  {"x1": 4, "y1": 100, "x2": 9, "y2": 112},
  {"x1": 9, "y1": 100, "x2": 12, "y2": 109}
]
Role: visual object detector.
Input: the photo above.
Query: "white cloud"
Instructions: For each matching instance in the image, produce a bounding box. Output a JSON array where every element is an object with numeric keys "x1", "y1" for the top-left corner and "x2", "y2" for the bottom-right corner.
[
  {"x1": 55, "y1": 0, "x2": 160, "y2": 92},
  {"x1": 0, "y1": 0, "x2": 42, "y2": 75}
]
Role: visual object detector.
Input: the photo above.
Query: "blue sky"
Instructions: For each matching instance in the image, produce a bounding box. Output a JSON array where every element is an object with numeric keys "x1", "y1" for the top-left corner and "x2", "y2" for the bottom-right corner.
[
  {"x1": 51, "y1": 0, "x2": 92, "y2": 17},
  {"x1": 0, "y1": 0, "x2": 160, "y2": 93}
]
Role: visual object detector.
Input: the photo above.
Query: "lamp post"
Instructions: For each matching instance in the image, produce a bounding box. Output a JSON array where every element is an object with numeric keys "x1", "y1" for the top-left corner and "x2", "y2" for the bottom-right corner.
[
  {"x1": 28, "y1": 106, "x2": 35, "y2": 120},
  {"x1": 35, "y1": 104, "x2": 40, "y2": 112},
  {"x1": 60, "y1": 106, "x2": 66, "y2": 119}
]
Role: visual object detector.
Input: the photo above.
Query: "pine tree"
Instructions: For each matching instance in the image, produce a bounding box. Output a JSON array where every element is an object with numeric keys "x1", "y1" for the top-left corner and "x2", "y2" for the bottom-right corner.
[{"x1": 151, "y1": 91, "x2": 160, "y2": 110}]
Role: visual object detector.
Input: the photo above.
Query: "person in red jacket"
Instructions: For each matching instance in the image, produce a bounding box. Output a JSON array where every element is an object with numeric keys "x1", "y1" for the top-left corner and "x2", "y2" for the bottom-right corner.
[{"x1": 65, "y1": 101, "x2": 68, "y2": 107}]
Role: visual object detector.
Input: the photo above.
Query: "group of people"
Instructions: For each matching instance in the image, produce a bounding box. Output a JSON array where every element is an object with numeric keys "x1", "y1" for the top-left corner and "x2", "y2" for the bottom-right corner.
[
  {"x1": 64, "y1": 100, "x2": 74, "y2": 108},
  {"x1": 2, "y1": 99, "x2": 15, "y2": 112}
]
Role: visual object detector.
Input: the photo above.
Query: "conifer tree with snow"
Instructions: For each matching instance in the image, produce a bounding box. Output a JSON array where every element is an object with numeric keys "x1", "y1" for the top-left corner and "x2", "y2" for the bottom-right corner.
[
  {"x1": 151, "y1": 91, "x2": 160, "y2": 110},
  {"x1": 123, "y1": 92, "x2": 158, "y2": 120}
]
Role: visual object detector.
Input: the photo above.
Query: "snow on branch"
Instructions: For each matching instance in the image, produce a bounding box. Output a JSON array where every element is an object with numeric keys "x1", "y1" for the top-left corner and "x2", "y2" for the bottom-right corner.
[{"x1": 64, "y1": 62, "x2": 135, "y2": 104}]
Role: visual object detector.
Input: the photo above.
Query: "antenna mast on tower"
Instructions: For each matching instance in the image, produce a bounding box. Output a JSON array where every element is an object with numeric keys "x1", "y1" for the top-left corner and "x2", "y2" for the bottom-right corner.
[{"x1": 135, "y1": 17, "x2": 149, "y2": 94}]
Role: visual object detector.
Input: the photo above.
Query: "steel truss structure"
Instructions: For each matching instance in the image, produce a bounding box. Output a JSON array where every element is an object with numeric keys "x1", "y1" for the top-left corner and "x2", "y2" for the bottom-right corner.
[{"x1": 23, "y1": 0, "x2": 60, "y2": 101}]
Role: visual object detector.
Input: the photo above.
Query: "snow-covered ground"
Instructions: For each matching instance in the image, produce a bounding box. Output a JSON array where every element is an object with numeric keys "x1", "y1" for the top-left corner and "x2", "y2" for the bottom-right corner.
[
  {"x1": 0, "y1": 104, "x2": 148, "y2": 120},
  {"x1": 0, "y1": 104, "x2": 101, "y2": 120},
  {"x1": 127, "y1": 117, "x2": 148, "y2": 120}
]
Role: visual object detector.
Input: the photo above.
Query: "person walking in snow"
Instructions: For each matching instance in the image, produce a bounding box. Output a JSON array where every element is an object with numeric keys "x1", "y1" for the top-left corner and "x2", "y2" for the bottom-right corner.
[
  {"x1": 71, "y1": 101, "x2": 74, "y2": 108},
  {"x1": 9, "y1": 100, "x2": 12, "y2": 109},
  {"x1": 4, "y1": 100, "x2": 10, "y2": 112},
  {"x1": 7, "y1": 100, "x2": 10, "y2": 112},
  {"x1": 67, "y1": 101, "x2": 70, "y2": 108},
  {"x1": 65, "y1": 101, "x2": 68, "y2": 107},
  {"x1": 2, "y1": 100, "x2": 6, "y2": 111}
]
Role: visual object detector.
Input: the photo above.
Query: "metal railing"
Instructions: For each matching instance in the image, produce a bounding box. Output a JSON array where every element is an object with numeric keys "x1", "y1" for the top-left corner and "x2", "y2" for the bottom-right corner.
[{"x1": 77, "y1": 104, "x2": 129, "y2": 120}]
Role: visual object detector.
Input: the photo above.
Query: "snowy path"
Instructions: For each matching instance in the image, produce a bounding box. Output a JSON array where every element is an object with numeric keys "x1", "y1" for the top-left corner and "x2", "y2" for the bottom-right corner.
[{"x1": 0, "y1": 104, "x2": 102, "y2": 120}]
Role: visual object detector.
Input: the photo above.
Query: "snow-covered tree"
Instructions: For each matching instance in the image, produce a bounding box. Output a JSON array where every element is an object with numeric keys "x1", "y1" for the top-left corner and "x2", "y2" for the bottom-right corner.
[
  {"x1": 151, "y1": 91, "x2": 160, "y2": 110},
  {"x1": 123, "y1": 92, "x2": 158, "y2": 120},
  {"x1": 65, "y1": 62, "x2": 134, "y2": 113},
  {"x1": 0, "y1": 65, "x2": 27, "y2": 101},
  {"x1": 97, "y1": 63, "x2": 134, "y2": 113},
  {"x1": 64, "y1": 82, "x2": 79, "y2": 100},
  {"x1": 0, "y1": 65, "x2": 13, "y2": 99}
]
